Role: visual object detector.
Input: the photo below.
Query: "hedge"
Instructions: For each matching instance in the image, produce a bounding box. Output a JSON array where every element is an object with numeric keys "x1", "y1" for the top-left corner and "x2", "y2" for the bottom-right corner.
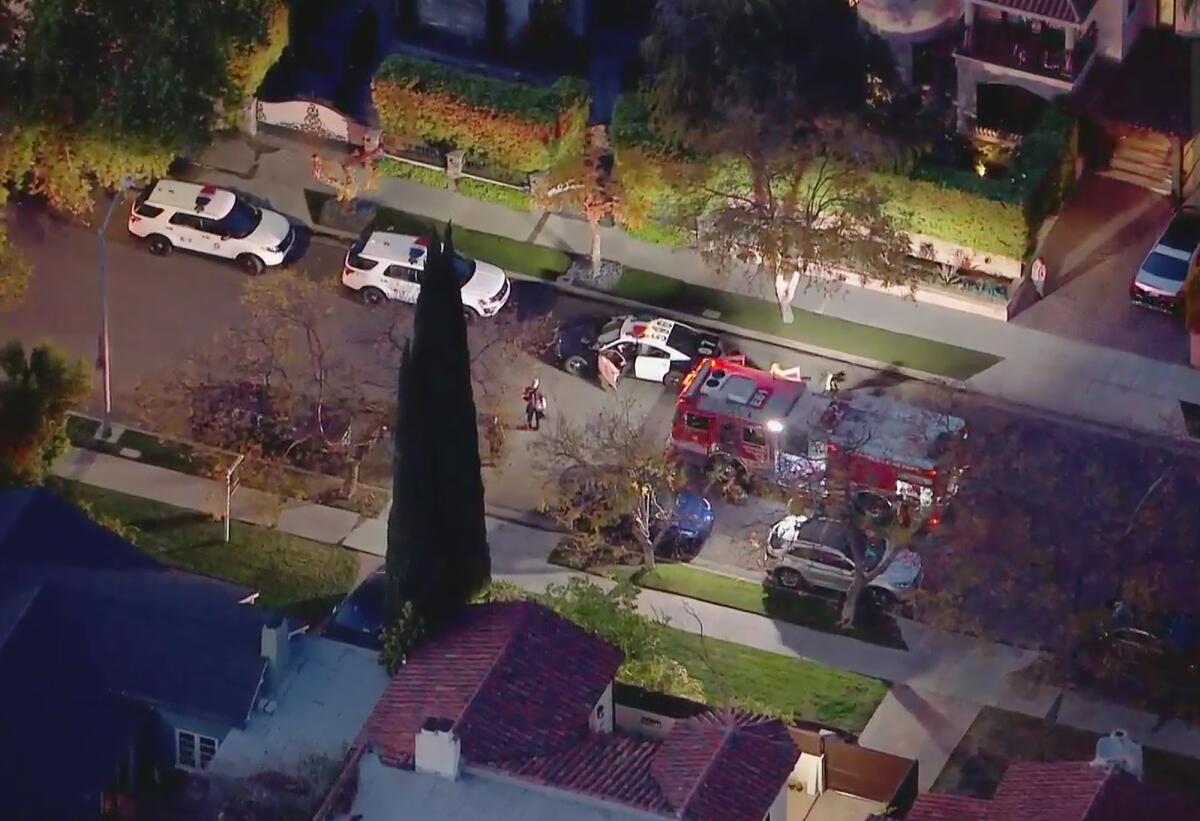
[
  {"x1": 378, "y1": 156, "x2": 448, "y2": 189},
  {"x1": 610, "y1": 94, "x2": 713, "y2": 232},
  {"x1": 373, "y1": 56, "x2": 590, "y2": 173},
  {"x1": 610, "y1": 94, "x2": 1077, "y2": 260},
  {"x1": 225, "y1": 0, "x2": 289, "y2": 127},
  {"x1": 456, "y1": 177, "x2": 532, "y2": 211}
]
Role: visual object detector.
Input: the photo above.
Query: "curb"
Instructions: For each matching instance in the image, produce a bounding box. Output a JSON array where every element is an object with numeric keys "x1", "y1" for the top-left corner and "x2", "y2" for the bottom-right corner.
[
  {"x1": 484, "y1": 503, "x2": 564, "y2": 534},
  {"x1": 543, "y1": 276, "x2": 972, "y2": 390}
]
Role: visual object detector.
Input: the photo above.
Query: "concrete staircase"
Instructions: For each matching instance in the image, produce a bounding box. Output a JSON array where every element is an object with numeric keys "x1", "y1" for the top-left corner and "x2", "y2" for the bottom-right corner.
[{"x1": 1101, "y1": 131, "x2": 1173, "y2": 196}]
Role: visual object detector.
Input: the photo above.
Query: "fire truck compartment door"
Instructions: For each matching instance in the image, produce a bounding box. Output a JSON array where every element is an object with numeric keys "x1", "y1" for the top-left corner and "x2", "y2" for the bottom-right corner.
[
  {"x1": 599, "y1": 350, "x2": 624, "y2": 390},
  {"x1": 633, "y1": 347, "x2": 672, "y2": 382}
]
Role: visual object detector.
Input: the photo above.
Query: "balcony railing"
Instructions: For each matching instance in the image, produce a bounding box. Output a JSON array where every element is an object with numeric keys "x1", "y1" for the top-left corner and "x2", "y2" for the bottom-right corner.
[{"x1": 958, "y1": 18, "x2": 1095, "y2": 83}]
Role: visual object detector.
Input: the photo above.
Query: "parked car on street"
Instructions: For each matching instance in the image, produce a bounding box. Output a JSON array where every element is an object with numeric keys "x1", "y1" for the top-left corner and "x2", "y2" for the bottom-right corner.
[
  {"x1": 764, "y1": 515, "x2": 921, "y2": 610},
  {"x1": 323, "y1": 569, "x2": 386, "y2": 650},
  {"x1": 554, "y1": 314, "x2": 725, "y2": 388},
  {"x1": 1129, "y1": 208, "x2": 1200, "y2": 313},
  {"x1": 1074, "y1": 604, "x2": 1200, "y2": 694},
  {"x1": 341, "y1": 231, "x2": 511, "y2": 318},
  {"x1": 128, "y1": 180, "x2": 295, "y2": 275}
]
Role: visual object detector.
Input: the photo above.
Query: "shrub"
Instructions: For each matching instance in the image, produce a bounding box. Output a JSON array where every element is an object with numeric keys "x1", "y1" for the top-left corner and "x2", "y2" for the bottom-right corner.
[
  {"x1": 456, "y1": 177, "x2": 532, "y2": 211},
  {"x1": 610, "y1": 94, "x2": 1077, "y2": 262},
  {"x1": 610, "y1": 95, "x2": 713, "y2": 231},
  {"x1": 622, "y1": 217, "x2": 695, "y2": 248},
  {"x1": 378, "y1": 156, "x2": 448, "y2": 189},
  {"x1": 373, "y1": 56, "x2": 590, "y2": 173},
  {"x1": 224, "y1": 0, "x2": 289, "y2": 127}
]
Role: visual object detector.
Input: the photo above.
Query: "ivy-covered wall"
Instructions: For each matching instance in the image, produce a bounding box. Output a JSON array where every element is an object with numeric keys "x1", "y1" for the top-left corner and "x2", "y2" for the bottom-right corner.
[{"x1": 373, "y1": 56, "x2": 590, "y2": 173}]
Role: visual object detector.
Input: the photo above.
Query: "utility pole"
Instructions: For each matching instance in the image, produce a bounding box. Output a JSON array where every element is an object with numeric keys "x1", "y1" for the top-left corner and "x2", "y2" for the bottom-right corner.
[
  {"x1": 97, "y1": 176, "x2": 135, "y2": 440},
  {"x1": 225, "y1": 454, "x2": 246, "y2": 543}
]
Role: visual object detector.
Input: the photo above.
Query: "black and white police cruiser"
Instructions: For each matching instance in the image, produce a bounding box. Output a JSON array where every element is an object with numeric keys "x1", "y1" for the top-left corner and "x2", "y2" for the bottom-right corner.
[{"x1": 554, "y1": 314, "x2": 726, "y2": 388}]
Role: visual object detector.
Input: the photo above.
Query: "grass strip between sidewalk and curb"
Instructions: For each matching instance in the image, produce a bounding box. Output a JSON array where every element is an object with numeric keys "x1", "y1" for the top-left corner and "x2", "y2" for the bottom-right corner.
[
  {"x1": 303, "y1": 191, "x2": 1003, "y2": 381},
  {"x1": 51, "y1": 479, "x2": 358, "y2": 627},
  {"x1": 303, "y1": 189, "x2": 570, "y2": 280},
  {"x1": 658, "y1": 627, "x2": 888, "y2": 734},
  {"x1": 65, "y1": 413, "x2": 389, "y2": 519},
  {"x1": 632, "y1": 563, "x2": 908, "y2": 651},
  {"x1": 612, "y1": 268, "x2": 1003, "y2": 381}
]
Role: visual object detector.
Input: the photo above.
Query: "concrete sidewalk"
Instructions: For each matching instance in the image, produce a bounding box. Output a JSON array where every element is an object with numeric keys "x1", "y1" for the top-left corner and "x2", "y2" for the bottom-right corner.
[
  {"x1": 51, "y1": 445, "x2": 1200, "y2": 778},
  {"x1": 188, "y1": 133, "x2": 1200, "y2": 441}
]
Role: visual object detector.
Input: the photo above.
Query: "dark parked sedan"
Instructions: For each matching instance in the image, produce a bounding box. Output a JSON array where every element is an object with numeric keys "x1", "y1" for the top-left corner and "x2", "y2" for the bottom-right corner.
[{"x1": 323, "y1": 569, "x2": 387, "y2": 650}]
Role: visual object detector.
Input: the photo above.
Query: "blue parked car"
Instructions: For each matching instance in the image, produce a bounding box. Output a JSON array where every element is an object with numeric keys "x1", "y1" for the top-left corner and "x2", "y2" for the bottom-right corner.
[{"x1": 654, "y1": 490, "x2": 715, "y2": 559}]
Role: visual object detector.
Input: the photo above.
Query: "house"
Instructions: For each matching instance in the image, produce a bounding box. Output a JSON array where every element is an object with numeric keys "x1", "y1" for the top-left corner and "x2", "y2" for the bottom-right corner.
[
  {"x1": 0, "y1": 488, "x2": 288, "y2": 820},
  {"x1": 407, "y1": 0, "x2": 589, "y2": 48},
  {"x1": 861, "y1": 0, "x2": 1200, "y2": 197},
  {"x1": 312, "y1": 600, "x2": 804, "y2": 821},
  {"x1": 898, "y1": 730, "x2": 1200, "y2": 820}
]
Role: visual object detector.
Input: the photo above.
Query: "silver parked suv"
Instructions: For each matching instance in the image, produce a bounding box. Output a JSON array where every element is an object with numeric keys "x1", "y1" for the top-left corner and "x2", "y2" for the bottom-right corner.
[{"x1": 764, "y1": 516, "x2": 922, "y2": 610}]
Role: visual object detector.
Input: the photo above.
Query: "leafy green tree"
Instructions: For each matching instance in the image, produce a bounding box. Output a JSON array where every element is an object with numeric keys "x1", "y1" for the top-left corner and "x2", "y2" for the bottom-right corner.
[
  {"x1": 539, "y1": 578, "x2": 703, "y2": 699},
  {"x1": 641, "y1": 0, "x2": 917, "y2": 322},
  {"x1": 0, "y1": 342, "x2": 88, "y2": 486},
  {"x1": 0, "y1": 0, "x2": 281, "y2": 215},
  {"x1": 385, "y1": 227, "x2": 491, "y2": 648}
]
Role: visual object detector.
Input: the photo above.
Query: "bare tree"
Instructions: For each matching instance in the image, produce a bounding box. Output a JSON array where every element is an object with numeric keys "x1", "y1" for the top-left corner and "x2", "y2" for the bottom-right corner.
[
  {"x1": 534, "y1": 401, "x2": 697, "y2": 570},
  {"x1": 534, "y1": 126, "x2": 648, "y2": 280},
  {"x1": 137, "y1": 272, "x2": 388, "y2": 499}
]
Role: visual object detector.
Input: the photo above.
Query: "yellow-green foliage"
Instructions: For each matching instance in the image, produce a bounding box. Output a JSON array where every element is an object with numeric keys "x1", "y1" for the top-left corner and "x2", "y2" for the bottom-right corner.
[
  {"x1": 373, "y1": 56, "x2": 590, "y2": 173},
  {"x1": 869, "y1": 173, "x2": 1027, "y2": 260},
  {"x1": 0, "y1": 124, "x2": 174, "y2": 217},
  {"x1": 224, "y1": 1, "x2": 290, "y2": 127}
]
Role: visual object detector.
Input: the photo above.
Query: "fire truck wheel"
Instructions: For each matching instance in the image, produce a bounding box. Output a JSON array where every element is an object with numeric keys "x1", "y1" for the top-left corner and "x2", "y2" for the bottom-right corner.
[
  {"x1": 775, "y1": 568, "x2": 805, "y2": 591},
  {"x1": 708, "y1": 455, "x2": 744, "y2": 485}
]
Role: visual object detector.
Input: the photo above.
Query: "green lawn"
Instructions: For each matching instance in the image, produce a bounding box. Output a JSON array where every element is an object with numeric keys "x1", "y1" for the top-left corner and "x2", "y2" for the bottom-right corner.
[
  {"x1": 52, "y1": 480, "x2": 358, "y2": 625},
  {"x1": 659, "y1": 627, "x2": 887, "y2": 733},
  {"x1": 612, "y1": 268, "x2": 1002, "y2": 380},
  {"x1": 637, "y1": 564, "x2": 906, "y2": 649},
  {"x1": 370, "y1": 205, "x2": 571, "y2": 280}
]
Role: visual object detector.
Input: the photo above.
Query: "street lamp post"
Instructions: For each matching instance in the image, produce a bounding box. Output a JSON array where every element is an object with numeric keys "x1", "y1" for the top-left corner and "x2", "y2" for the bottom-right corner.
[{"x1": 97, "y1": 176, "x2": 135, "y2": 439}]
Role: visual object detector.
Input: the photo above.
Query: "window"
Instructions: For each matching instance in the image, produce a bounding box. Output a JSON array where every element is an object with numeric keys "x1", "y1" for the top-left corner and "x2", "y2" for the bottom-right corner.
[
  {"x1": 638, "y1": 344, "x2": 670, "y2": 358},
  {"x1": 743, "y1": 425, "x2": 767, "y2": 447},
  {"x1": 385, "y1": 264, "x2": 419, "y2": 283},
  {"x1": 176, "y1": 730, "x2": 218, "y2": 770},
  {"x1": 347, "y1": 253, "x2": 379, "y2": 270},
  {"x1": 206, "y1": 199, "x2": 262, "y2": 239},
  {"x1": 169, "y1": 213, "x2": 205, "y2": 230},
  {"x1": 684, "y1": 412, "x2": 711, "y2": 431},
  {"x1": 133, "y1": 201, "x2": 164, "y2": 218},
  {"x1": 812, "y1": 548, "x2": 854, "y2": 572}
]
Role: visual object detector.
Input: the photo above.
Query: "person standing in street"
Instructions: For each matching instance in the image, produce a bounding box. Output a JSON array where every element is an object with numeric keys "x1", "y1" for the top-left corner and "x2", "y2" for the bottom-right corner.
[{"x1": 523, "y1": 378, "x2": 548, "y2": 430}]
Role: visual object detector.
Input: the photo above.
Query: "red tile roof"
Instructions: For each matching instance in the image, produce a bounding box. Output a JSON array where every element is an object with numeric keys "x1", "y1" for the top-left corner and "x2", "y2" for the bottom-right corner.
[
  {"x1": 906, "y1": 793, "x2": 990, "y2": 821},
  {"x1": 906, "y1": 761, "x2": 1200, "y2": 821},
  {"x1": 354, "y1": 601, "x2": 801, "y2": 820},
  {"x1": 657, "y1": 710, "x2": 799, "y2": 821},
  {"x1": 975, "y1": 0, "x2": 1097, "y2": 24},
  {"x1": 504, "y1": 732, "x2": 673, "y2": 813},
  {"x1": 361, "y1": 601, "x2": 623, "y2": 768}
]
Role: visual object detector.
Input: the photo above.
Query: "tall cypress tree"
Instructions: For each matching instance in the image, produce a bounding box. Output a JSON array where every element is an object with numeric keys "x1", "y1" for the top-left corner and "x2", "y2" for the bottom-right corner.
[{"x1": 385, "y1": 226, "x2": 491, "y2": 626}]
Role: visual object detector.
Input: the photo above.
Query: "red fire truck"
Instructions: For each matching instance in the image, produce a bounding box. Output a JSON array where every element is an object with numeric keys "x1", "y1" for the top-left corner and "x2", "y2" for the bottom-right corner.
[{"x1": 670, "y1": 358, "x2": 967, "y2": 521}]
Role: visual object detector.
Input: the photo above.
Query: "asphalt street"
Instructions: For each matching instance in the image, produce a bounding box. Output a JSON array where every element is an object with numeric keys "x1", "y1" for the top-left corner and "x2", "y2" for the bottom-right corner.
[{"x1": 5, "y1": 199, "x2": 1200, "y2": 648}]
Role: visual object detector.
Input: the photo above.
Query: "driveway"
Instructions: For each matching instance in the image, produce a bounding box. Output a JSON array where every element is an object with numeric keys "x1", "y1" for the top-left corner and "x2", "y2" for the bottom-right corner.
[{"x1": 1014, "y1": 174, "x2": 1183, "y2": 362}]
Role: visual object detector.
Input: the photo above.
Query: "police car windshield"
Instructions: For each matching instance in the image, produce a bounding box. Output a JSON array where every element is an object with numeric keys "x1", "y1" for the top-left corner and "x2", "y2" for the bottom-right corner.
[
  {"x1": 208, "y1": 200, "x2": 261, "y2": 239},
  {"x1": 667, "y1": 325, "x2": 717, "y2": 357},
  {"x1": 596, "y1": 318, "x2": 623, "y2": 345},
  {"x1": 451, "y1": 253, "x2": 476, "y2": 283}
]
